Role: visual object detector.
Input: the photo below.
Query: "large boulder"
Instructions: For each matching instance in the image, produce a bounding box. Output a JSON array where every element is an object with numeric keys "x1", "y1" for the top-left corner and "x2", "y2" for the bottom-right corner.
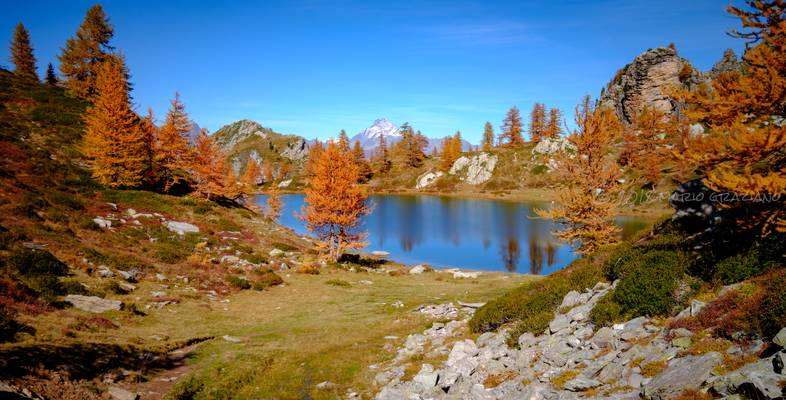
[
  {"x1": 532, "y1": 137, "x2": 576, "y2": 155},
  {"x1": 165, "y1": 221, "x2": 200, "y2": 235},
  {"x1": 642, "y1": 352, "x2": 723, "y2": 399},
  {"x1": 449, "y1": 153, "x2": 497, "y2": 185},
  {"x1": 65, "y1": 295, "x2": 122, "y2": 313},
  {"x1": 415, "y1": 171, "x2": 443, "y2": 189},
  {"x1": 281, "y1": 138, "x2": 309, "y2": 160}
]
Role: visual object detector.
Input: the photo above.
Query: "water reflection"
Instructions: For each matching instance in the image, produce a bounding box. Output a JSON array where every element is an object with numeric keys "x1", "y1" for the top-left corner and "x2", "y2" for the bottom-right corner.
[{"x1": 257, "y1": 194, "x2": 650, "y2": 274}]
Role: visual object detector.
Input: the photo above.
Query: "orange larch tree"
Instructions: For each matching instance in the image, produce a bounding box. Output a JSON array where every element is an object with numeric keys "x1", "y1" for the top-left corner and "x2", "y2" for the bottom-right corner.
[
  {"x1": 500, "y1": 106, "x2": 524, "y2": 147},
  {"x1": 482, "y1": 122, "x2": 495, "y2": 151},
  {"x1": 536, "y1": 96, "x2": 624, "y2": 254},
  {"x1": 529, "y1": 103, "x2": 547, "y2": 142},
  {"x1": 305, "y1": 140, "x2": 324, "y2": 177},
  {"x1": 375, "y1": 134, "x2": 392, "y2": 173},
  {"x1": 82, "y1": 58, "x2": 147, "y2": 188},
  {"x1": 191, "y1": 130, "x2": 227, "y2": 199},
  {"x1": 619, "y1": 106, "x2": 670, "y2": 183},
  {"x1": 677, "y1": 0, "x2": 786, "y2": 234},
  {"x1": 299, "y1": 140, "x2": 371, "y2": 261},
  {"x1": 266, "y1": 184, "x2": 283, "y2": 220},
  {"x1": 262, "y1": 159, "x2": 274, "y2": 183},
  {"x1": 155, "y1": 92, "x2": 194, "y2": 192},
  {"x1": 545, "y1": 107, "x2": 563, "y2": 138},
  {"x1": 10, "y1": 23, "x2": 38, "y2": 81},
  {"x1": 242, "y1": 158, "x2": 261, "y2": 193}
]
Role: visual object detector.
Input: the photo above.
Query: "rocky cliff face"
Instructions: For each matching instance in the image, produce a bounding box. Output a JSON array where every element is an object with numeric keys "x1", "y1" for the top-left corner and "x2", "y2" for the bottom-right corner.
[
  {"x1": 212, "y1": 119, "x2": 310, "y2": 177},
  {"x1": 600, "y1": 47, "x2": 702, "y2": 125},
  {"x1": 709, "y1": 48, "x2": 743, "y2": 78}
]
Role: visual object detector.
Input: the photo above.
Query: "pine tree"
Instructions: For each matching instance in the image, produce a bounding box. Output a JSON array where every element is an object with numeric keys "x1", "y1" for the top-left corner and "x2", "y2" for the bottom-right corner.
[
  {"x1": 500, "y1": 106, "x2": 524, "y2": 147},
  {"x1": 139, "y1": 108, "x2": 158, "y2": 186},
  {"x1": 45, "y1": 63, "x2": 57, "y2": 85},
  {"x1": 482, "y1": 122, "x2": 495, "y2": 151},
  {"x1": 58, "y1": 4, "x2": 114, "y2": 100},
  {"x1": 266, "y1": 184, "x2": 283, "y2": 220},
  {"x1": 338, "y1": 129, "x2": 350, "y2": 152},
  {"x1": 352, "y1": 140, "x2": 373, "y2": 183},
  {"x1": 396, "y1": 123, "x2": 426, "y2": 168},
  {"x1": 677, "y1": 0, "x2": 786, "y2": 234},
  {"x1": 223, "y1": 168, "x2": 241, "y2": 199},
  {"x1": 376, "y1": 134, "x2": 391, "y2": 173},
  {"x1": 242, "y1": 158, "x2": 261, "y2": 193},
  {"x1": 156, "y1": 92, "x2": 193, "y2": 192},
  {"x1": 619, "y1": 107, "x2": 669, "y2": 183},
  {"x1": 82, "y1": 58, "x2": 147, "y2": 188},
  {"x1": 536, "y1": 96, "x2": 623, "y2": 254},
  {"x1": 299, "y1": 140, "x2": 371, "y2": 261},
  {"x1": 529, "y1": 103, "x2": 547, "y2": 142},
  {"x1": 10, "y1": 23, "x2": 37, "y2": 81},
  {"x1": 545, "y1": 108, "x2": 563, "y2": 138},
  {"x1": 191, "y1": 130, "x2": 227, "y2": 199}
]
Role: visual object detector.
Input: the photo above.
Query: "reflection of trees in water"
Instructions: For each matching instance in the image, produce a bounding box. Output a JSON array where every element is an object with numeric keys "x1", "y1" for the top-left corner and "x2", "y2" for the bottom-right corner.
[
  {"x1": 500, "y1": 239, "x2": 520, "y2": 272},
  {"x1": 546, "y1": 242, "x2": 556, "y2": 267},
  {"x1": 529, "y1": 238, "x2": 543, "y2": 275},
  {"x1": 398, "y1": 196, "x2": 422, "y2": 252}
]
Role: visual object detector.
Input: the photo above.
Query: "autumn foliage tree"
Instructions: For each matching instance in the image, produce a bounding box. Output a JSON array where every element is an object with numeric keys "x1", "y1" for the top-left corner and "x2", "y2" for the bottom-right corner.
[
  {"x1": 242, "y1": 158, "x2": 261, "y2": 193},
  {"x1": 191, "y1": 130, "x2": 227, "y2": 199},
  {"x1": 396, "y1": 123, "x2": 426, "y2": 168},
  {"x1": 266, "y1": 184, "x2": 283, "y2": 220},
  {"x1": 677, "y1": 0, "x2": 786, "y2": 234},
  {"x1": 441, "y1": 131, "x2": 463, "y2": 171},
  {"x1": 620, "y1": 106, "x2": 670, "y2": 183},
  {"x1": 82, "y1": 58, "x2": 147, "y2": 188},
  {"x1": 59, "y1": 5, "x2": 114, "y2": 100},
  {"x1": 482, "y1": 121, "x2": 495, "y2": 151},
  {"x1": 156, "y1": 92, "x2": 193, "y2": 192},
  {"x1": 374, "y1": 134, "x2": 392, "y2": 173},
  {"x1": 536, "y1": 96, "x2": 624, "y2": 254},
  {"x1": 305, "y1": 140, "x2": 323, "y2": 177},
  {"x1": 500, "y1": 106, "x2": 524, "y2": 147},
  {"x1": 299, "y1": 141, "x2": 371, "y2": 261},
  {"x1": 529, "y1": 103, "x2": 547, "y2": 142},
  {"x1": 352, "y1": 140, "x2": 373, "y2": 183},
  {"x1": 545, "y1": 107, "x2": 563, "y2": 138},
  {"x1": 10, "y1": 23, "x2": 37, "y2": 81}
]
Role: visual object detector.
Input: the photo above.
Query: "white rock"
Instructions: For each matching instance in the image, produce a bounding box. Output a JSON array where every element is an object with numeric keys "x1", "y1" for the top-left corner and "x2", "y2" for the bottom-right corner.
[
  {"x1": 278, "y1": 179, "x2": 292, "y2": 188},
  {"x1": 453, "y1": 271, "x2": 480, "y2": 279},
  {"x1": 409, "y1": 265, "x2": 426, "y2": 274},
  {"x1": 165, "y1": 221, "x2": 199, "y2": 235},
  {"x1": 415, "y1": 171, "x2": 444, "y2": 189},
  {"x1": 93, "y1": 217, "x2": 112, "y2": 229},
  {"x1": 222, "y1": 335, "x2": 243, "y2": 343},
  {"x1": 65, "y1": 295, "x2": 122, "y2": 313},
  {"x1": 269, "y1": 248, "x2": 285, "y2": 257}
]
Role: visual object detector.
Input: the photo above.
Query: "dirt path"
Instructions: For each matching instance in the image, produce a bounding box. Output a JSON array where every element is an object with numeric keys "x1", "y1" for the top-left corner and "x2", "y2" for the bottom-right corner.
[{"x1": 125, "y1": 340, "x2": 209, "y2": 400}]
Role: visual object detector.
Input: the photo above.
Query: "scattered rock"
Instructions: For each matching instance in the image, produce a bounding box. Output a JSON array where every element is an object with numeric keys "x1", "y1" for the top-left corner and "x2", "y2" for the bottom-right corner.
[
  {"x1": 165, "y1": 221, "x2": 199, "y2": 235},
  {"x1": 118, "y1": 282, "x2": 136, "y2": 292},
  {"x1": 65, "y1": 295, "x2": 122, "y2": 313},
  {"x1": 452, "y1": 270, "x2": 479, "y2": 279},
  {"x1": 93, "y1": 217, "x2": 112, "y2": 229},
  {"x1": 415, "y1": 171, "x2": 444, "y2": 189},
  {"x1": 449, "y1": 153, "x2": 498, "y2": 185},
  {"x1": 642, "y1": 352, "x2": 723, "y2": 400},
  {"x1": 269, "y1": 248, "x2": 285, "y2": 257},
  {"x1": 564, "y1": 376, "x2": 601, "y2": 392},
  {"x1": 773, "y1": 327, "x2": 786, "y2": 347},
  {"x1": 222, "y1": 335, "x2": 243, "y2": 343},
  {"x1": 371, "y1": 250, "x2": 390, "y2": 257},
  {"x1": 413, "y1": 364, "x2": 439, "y2": 388},
  {"x1": 108, "y1": 386, "x2": 139, "y2": 400},
  {"x1": 278, "y1": 179, "x2": 292, "y2": 188},
  {"x1": 409, "y1": 265, "x2": 426, "y2": 274},
  {"x1": 532, "y1": 137, "x2": 576, "y2": 155}
]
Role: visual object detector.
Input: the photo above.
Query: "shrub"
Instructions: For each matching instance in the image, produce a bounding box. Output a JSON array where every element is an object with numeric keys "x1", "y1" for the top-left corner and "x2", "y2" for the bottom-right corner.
[
  {"x1": 0, "y1": 306, "x2": 26, "y2": 343},
  {"x1": 226, "y1": 275, "x2": 251, "y2": 290},
  {"x1": 7, "y1": 248, "x2": 69, "y2": 301},
  {"x1": 297, "y1": 264, "x2": 320, "y2": 275},
  {"x1": 272, "y1": 242, "x2": 297, "y2": 252},
  {"x1": 47, "y1": 191, "x2": 84, "y2": 210},
  {"x1": 325, "y1": 279, "x2": 351, "y2": 288},
  {"x1": 530, "y1": 164, "x2": 548, "y2": 175},
  {"x1": 251, "y1": 270, "x2": 283, "y2": 290},
  {"x1": 240, "y1": 253, "x2": 267, "y2": 265},
  {"x1": 612, "y1": 250, "x2": 686, "y2": 317},
  {"x1": 590, "y1": 291, "x2": 625, "y2": 327},
  {"x1": 470, "y1": 255, "x2": 604, "y2": 339}
]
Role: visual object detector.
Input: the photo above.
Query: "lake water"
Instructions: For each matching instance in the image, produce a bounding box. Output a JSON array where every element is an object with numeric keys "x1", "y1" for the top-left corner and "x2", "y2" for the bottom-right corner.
[{"x1": 256, "y1": 194, "x2": 650, "y2": 275}]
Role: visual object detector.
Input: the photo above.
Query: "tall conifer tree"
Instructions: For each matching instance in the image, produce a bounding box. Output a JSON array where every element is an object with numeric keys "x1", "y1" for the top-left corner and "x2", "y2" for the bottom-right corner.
[
  {"x1": 59, "y1": 5, "x2": 114, "y2": 100},
  {"x1": 500, "y1": 106, "x2": 524, "y2": 147},
  {"x1": 10, "y1": 23, "x2": 37, "y2": 81}
]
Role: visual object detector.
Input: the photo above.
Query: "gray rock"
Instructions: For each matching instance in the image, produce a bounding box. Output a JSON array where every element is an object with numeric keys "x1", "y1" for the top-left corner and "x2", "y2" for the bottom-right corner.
[
  {"x1": 449, "y1": 153, "x2": 498, "y2": 185},
  {"x1": 165, "y1": 221, "x2": 199, "y2": 235},
  {"x1": 315, "y1": 381, "x2": 336, "y2": 390},
  {"x1": 413, "y1": 364, "x2": 439, "y2": 388},
  {"x1": 560, "y1": 290, "x2": 583, "y2": 310},
  {"x1": 415, "y1": 170, "x2": 444, "y2": 189},
  {"x1": 564, "y1": 376, "x2": 601, "y2": 392},
  {"x1": 118, "y1": 282, "x2": 136, "y2": 292},
  {"x1": 269, "y1": 248, "x2": 285, "y2": 257},
  {"x1": 93, "y1": 217, "x2": 112, "y2": 229},
  {"x1": 519, "y1": 382, "x2": 556, "y2": 400},
  {"x1": 409, "y1": 264, "x2": 426, "y2": 274},
  {"x1": 281, "y1": 138, "x2": 309, "y2": 160},
  {"x1": 713, "y1": 357, "x2": 786, "y2": 399},
  {"x1": 98, "y1": 266, "x2": 114, "y2": 278},
  {"x1": 108, "y1": 386, "x2": 139, "y2": 400},
  {"x1": 671, "y1": 337, "x2": 692, "y2": 348},
  {"x1": 222, "y1": 335, "x2": 243, "y2": 343},
  {"x1": 774, "y1": 351, "x2": 784, "y2": 374},
  {"x1": 670, "y1": 328, "x2": 694, "y2": 338},
  {"x1": 642, "y1": 352, "x2": 723, "y2": 400},
  {"x1": 549, "y1": 314, "x2": 571, "y2": 334},
  {"x1": 773, "y1": 327, "x2": 786, "y2": 347},
  {"x1": 518, "y1": 332, "x2": 536, "y2": 348},
  {"x1": 532, "y1": 137, "x2": 576, "y2": 155},
  {"x1": 592, "y1": 327, "x2": 615, "y2": 348},
  {"x1": 65, "y1": 295, "x2": 122, "y2": 313}
]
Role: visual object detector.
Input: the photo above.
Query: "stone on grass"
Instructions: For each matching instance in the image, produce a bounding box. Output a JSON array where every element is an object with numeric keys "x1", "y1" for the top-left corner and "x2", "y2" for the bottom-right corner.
[
  {"x1": 591, "y1": 327, "x2": 615, "y2": 348},
  {"x1": 452, "y1": 270, "x2": 479, "y2": 279},
  {"x1": 108, "y1": 386, "x2": 139, "y2": 400},
  {"x1": 560, "y1": 290, "x2": 583, "y2": 310},
  {"x1": 315, "y1": 381, "x2": 336, "y2": 390},
  {"x1": 671, "y1": 337, "x2": 692, "y2": 348},
  {"x1": 93, "y1": 217, "x2": 112, "y2": 229},
  {"x1": 165, "y1": 221, "x2": 199, "y2": 235},
  {"x1": 65, "y1": 295, "x2": 122, "y2": 313},
  {"x1": 269, "y1": 248, "x2": 285, "y2": 257},
  {"x1": 564, "y1": 376, "x2": 601, "y2": 392},
  {"x1": 549, "y1": 314, "x2": 571, "y2": 334},
  {"x1": 222, "y1": 335, "x2": 243, "y2": 343},
  {"x1": 413, "y1": 364, "x2": 440, "y2": 387},
  {"x1": 409, "y1": 265, "x2": 426, "y2": 274}
]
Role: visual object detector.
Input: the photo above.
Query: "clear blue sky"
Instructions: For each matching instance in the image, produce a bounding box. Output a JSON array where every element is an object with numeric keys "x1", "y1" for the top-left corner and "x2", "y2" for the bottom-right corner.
[{"x1": 2, "y1": 1, "x2": 743, "y2": 143}]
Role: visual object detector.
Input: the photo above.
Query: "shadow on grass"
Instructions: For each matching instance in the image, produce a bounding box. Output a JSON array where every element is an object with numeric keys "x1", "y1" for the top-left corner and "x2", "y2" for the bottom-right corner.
[{"x1": 0, "y1": 337, "x2": 212, "y2": 381}]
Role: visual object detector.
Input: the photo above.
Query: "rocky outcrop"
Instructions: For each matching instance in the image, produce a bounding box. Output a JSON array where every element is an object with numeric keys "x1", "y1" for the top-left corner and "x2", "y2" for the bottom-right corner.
[
  {"x1": 710, "y1": 48, "x2": 743, "y2": 78},
  {"x1": 281, "y1": 138, "x2": 309, "y2": 160},
  {"x1": 415, "y1": 171, "x2": 444, "y2": 189},
  {"x1": 213, "y1": 119, "x2": 272, "y2": 150},
  {"x1": 532, "y1": 137, "x2": 576, "y2": 155},
  {"x1": 600, "y1": 47, "x2": 700, "y2": 125},
  {"x1": 374, "y1": 282, "x2": 785, "y2": 399},
  {"x1": 449, "y1": 153, "x2": 497, "y2": 185},
  {"x1": 165, "y1": 221, "x2": 200, "y2": 235}
]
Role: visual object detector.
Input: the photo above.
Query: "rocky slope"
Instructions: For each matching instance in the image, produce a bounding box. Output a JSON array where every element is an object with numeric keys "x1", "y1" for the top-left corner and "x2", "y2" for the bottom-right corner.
[
  {"x1": 375, "y1": 282, "x2": 786, "y2": 399},
  {"x1": 212, "y1": 119, "x2": 310, "y2": 177}
]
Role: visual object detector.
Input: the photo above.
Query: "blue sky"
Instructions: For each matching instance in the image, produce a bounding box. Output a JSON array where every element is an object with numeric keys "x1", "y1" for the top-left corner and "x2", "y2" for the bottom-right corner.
[{"x1": 2, "y1": 1, "x2": 743, "y2": 143}]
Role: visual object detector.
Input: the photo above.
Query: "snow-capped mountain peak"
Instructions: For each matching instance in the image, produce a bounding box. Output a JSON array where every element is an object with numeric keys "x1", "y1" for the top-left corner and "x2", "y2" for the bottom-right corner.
[{"x1": 358, "y1": 118, "x2": 401, "y2": 139}]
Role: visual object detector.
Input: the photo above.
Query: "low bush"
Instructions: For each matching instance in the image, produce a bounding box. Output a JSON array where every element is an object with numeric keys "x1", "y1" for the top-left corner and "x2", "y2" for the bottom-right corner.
[
  {"x1": 7, "y1": 248, "x2": 69, "y2": 301},
  {"x1": 589, "y1": 291, "x2": 626, "y2": 327},
  {"x1": 296, "y1": 264, "x2": 320, "y2": 275},
  {"x1": 226, "y1": 275, "x2": 251, "y2": 290},
  {"x1": 251, "y1": 269, "x2": 283, "y2": 290},
  {"x1": 470, "y1": 255, "x2": 604, "y2": 339},
  {"x1": 325, "y1": 279, "x2": 351, "y2": 288},
  {"x1": 240, "y1": 253, "x2": 267, "y2": 265},
  {"x1": 0, "y1": 305, "x2": 27, "y2": 343},
  {"x1": 611, "y1": 250, "x2": 687, "y2": 317},
  {"x1": 47, "y1": 191, "x2": 84, "y2": 210}
]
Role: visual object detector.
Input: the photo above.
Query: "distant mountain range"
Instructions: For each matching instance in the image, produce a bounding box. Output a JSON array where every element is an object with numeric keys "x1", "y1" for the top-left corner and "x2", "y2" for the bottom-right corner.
[{"x1": 349, "y1": 118, "x2": 472, "y2": 155}]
